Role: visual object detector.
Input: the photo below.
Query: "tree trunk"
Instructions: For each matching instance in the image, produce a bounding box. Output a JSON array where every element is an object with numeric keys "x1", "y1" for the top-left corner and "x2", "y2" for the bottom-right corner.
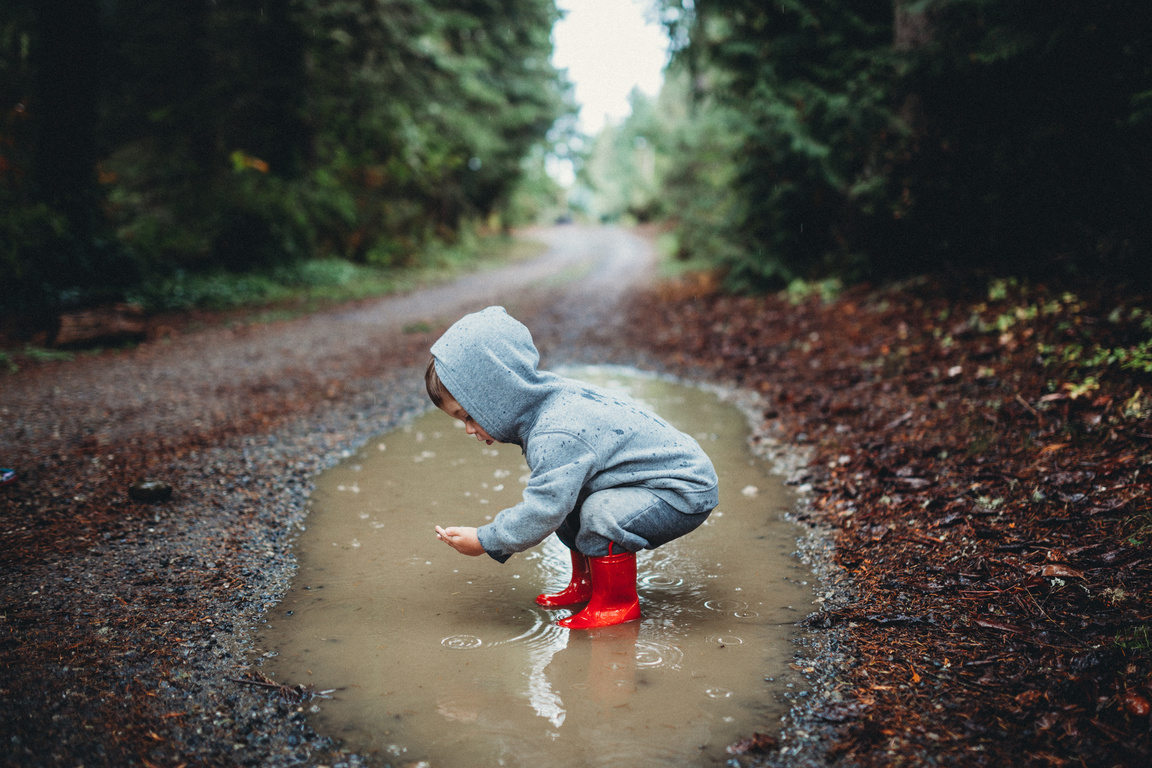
[{"x1": 33, "y1": 0, "x2": 100, "y2": 240}]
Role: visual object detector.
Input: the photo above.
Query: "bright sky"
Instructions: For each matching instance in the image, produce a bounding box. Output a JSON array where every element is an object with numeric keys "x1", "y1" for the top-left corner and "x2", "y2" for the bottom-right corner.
[{"x1": 552, "y1": 0, "x2": 670, "y2": 135}]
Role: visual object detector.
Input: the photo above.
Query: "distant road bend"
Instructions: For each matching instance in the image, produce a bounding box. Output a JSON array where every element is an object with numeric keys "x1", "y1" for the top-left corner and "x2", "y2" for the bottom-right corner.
[{"x1": 2, "y1": 224, "x2": 656, "y2": 456}]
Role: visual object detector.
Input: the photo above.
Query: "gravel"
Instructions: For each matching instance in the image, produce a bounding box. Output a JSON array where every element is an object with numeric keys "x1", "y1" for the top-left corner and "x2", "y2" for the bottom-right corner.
[{"x1": 1, "y1": 226, "x2": 845, "y2": 768}]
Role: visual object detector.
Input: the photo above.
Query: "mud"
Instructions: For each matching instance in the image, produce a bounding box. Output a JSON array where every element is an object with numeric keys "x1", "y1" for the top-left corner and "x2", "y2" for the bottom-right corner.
[
  {"x1": 1, "y1": 226, "x2": 838, "y2": 768},
  {"x1": 261, "y1": 368, "x2": 814, "y2": 767}
]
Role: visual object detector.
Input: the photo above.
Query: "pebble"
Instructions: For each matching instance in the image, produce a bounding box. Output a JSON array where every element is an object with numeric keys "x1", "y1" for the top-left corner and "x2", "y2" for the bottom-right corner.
[
  {"x1": 2, "y1": 278, "x2": 848, "y2": 767},
  {"x1": 128, "y1": 479, "x2": 174, "y2": 502}
]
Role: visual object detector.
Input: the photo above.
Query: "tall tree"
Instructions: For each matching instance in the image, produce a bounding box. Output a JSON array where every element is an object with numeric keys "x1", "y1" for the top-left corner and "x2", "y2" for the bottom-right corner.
[
  {"x1": 660, "y1": 0, "x2": 897, "y2": 288},
  {"x1": 34, "y1": 0, "x2": 100, "y2": 239},
  {"x1": 656, "y1": 0, "x2": 1152, "y2": 287},
  {"x1": 893, "y1": 0, "x2": 1152, "y2": 279},
  {"x1": 214, "y1": 0, "x2": 309, "y2": 177},
  {"x1": 3, "y1": 0, "x2": 571, "y2": 315},
  {"x1": 1, "y1": 0, "x2": 134, "y2": 317}
]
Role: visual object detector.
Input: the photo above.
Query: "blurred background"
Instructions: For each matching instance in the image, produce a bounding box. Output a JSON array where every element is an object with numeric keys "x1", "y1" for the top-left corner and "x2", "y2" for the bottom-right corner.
[{"x1": 2, "y1": 0, "x2": 1150, "y2": 336}]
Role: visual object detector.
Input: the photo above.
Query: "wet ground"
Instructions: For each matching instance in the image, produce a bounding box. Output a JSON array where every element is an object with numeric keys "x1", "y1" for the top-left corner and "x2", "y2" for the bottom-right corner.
[
  {"x1": 261, "y1": 368, "x2": 813, "y2": 767},
  {"x1": 6, "y1": 225, "x2": 1147, "y2": 767},
  {"x1": 622, "y1": 278, "x2": 1152, "y2": 767},
  {"x1": 0, "y1": 226, "x2": 836, "y2": 768}
]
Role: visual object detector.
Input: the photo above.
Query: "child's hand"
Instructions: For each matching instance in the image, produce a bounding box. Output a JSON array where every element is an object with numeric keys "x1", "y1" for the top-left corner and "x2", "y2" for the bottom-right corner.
[{"x1": 435, "y1": 525, "x2": 485, "y2": 556}]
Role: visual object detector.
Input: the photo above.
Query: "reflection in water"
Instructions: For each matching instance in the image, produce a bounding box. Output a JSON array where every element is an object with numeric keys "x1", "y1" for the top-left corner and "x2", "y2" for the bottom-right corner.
[{"x1": 261, "y1": 367, "x2": 814, "y2": 767}]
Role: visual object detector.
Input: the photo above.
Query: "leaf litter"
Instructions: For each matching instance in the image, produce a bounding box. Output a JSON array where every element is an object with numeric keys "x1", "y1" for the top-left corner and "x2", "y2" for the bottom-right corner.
[
  {"x1": 625, "y1": 273, "x2": 1152, "y2": 767},
  {"x1": 3, "y1": 253, "x2": 1150, "y2": 767}
]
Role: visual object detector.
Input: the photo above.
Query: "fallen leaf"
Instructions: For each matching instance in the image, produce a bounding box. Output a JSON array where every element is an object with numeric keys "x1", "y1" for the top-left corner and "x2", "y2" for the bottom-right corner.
[
  {"x1": 1015, "y1": 690, "x2": 1044, "y2": 707},
  {"x1": 974, "y1": 617, "x2": 1026, "y2": 633},
  {"x1": 1034, "y1": 564, "x2": 1084, "y2": 579},
  {"x1": 1123, "y1": 691, "x2": 1150, "y2": 718}
]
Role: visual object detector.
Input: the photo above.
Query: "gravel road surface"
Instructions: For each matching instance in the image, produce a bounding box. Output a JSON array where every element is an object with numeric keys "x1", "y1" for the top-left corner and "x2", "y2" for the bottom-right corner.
[
  {"x1": 1, "y1": 225, "x2": 834, "y2": 768},
  {"x1": 0, "y1": 227, "x2": 684, "y2": 766}
]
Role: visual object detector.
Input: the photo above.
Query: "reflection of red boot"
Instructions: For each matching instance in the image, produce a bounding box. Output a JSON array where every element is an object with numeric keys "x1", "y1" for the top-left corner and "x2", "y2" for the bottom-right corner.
[
  {"x1": 557, "y1": 549, "x2": 640, "y2": 629},
  {"x1": 536, "y1": 550, "x2": 593, "y2": 607}
]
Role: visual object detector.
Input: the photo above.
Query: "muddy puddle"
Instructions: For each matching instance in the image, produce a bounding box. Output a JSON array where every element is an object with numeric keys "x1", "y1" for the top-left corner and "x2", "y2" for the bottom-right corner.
[{"x1": 261, "y1": 367, "x2": 814, "y2": 767}]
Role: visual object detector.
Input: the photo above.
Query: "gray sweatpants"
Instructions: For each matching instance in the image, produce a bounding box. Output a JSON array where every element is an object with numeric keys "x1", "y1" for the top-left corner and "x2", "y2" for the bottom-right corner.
[{"x1": 554, "y1": 486, "x2": 712, "y2": 557}]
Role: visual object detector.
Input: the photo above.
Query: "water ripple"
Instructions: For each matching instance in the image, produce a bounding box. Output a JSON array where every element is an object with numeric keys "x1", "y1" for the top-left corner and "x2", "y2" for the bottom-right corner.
[
  {"x1": 488, "y1": 613, "x2": 568, "y2": 652},
  {"x1": 639, "y1": 573, "x2": 685, "y2": 589},
  {"x1": 706, "y1": 634, "x2": 744, "y2": 647},
  {"x1": 634, "y1": 639, "x2": 685, "y2": 670},
  {"x1": 441, "y1": 634, "x2": 484, "y2": 650},
  {"x1": 703, "y1": 598, "x2": 749, "y2": 614}
]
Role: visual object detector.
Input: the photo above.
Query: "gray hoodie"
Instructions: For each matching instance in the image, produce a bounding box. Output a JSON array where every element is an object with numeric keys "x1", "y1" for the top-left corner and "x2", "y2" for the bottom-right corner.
[{"x1": 431, "y1": 306, "x2": 719, "y2": 562}]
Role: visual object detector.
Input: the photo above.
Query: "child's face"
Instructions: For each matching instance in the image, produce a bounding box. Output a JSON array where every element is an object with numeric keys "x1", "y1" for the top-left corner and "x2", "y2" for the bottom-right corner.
[{"x1": 439, "y1": 395, "x2": 499, "y2": 445}]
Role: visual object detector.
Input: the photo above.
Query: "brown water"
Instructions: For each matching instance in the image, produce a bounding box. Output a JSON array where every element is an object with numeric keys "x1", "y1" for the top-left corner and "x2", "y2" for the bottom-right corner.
[{"x1": 261, "y1": 368, "x2": 814, "y2": 767}]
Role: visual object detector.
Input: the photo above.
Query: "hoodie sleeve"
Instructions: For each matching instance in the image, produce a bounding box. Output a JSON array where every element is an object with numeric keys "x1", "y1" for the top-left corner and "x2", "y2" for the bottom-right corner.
[{"x1": 475, "y1": 432, "x2": 598, "y2": 563}]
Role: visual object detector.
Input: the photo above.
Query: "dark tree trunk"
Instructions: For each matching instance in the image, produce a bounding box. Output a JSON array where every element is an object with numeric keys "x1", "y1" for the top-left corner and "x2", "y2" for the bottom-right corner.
[
  {"x1": 33, "y1": 0, "x2": 100, "y2": 240},
  {"x1": 223, "y1": 0, "x2": 309, "y2": 177}
]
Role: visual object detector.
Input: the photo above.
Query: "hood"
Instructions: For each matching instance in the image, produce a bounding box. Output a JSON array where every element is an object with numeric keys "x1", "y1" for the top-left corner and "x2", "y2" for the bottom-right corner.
[{"x1": 430, "y1": 306, "x2": 559, "y2": 445}]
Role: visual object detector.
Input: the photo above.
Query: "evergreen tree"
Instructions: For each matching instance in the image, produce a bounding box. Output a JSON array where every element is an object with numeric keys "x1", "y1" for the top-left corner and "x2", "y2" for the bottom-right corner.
[
  {"x1": 894, "y1": 0, "x2": 1152, "y2": 280},
  {"x1": 1, "y1": 0, "x2": 571, "y2": 316},
  {"x1": 658, "y1": 0, "x2": 898, "y2": 289},
  {"x1": 656, "y1": 0, "x2": 1152, "y2": 287}
]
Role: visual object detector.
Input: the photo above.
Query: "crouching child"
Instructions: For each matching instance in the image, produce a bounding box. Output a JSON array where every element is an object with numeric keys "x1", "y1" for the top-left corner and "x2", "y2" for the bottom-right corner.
[{"x1": 427, "y1": 306, "x2": 718, "y2": 629}]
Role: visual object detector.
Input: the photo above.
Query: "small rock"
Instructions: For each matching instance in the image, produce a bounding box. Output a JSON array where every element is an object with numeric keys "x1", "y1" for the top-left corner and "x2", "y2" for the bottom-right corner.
[{"x1": 128, "y1": 479, "x2": 173, "y2": 503}]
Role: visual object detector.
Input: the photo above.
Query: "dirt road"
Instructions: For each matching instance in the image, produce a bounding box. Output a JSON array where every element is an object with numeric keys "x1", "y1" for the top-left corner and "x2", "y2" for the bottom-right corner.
[
  {"x1": 1, "y1": 226, "x2": 700, "y2": 768},
  {"x1": 21, "y1": 223, "x2": 1140, "y2": 768},
  {"x1": 1, "y1": 225, "x2": 653, "y2": 455}
]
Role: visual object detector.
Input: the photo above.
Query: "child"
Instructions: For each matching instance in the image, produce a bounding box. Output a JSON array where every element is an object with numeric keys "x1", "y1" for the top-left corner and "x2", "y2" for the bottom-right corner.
[{"x1": 427, "y1": 306, "x2": 718, "y2": 629}]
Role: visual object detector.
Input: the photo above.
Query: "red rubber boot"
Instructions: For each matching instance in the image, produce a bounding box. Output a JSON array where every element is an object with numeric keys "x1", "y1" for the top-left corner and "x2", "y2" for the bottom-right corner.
[
  {"x1": 536, "y1": 550, "x2": 593, "y2": 607},
  {"x1": 556, "y1": 549, "x2": 640, "y2": 629}
]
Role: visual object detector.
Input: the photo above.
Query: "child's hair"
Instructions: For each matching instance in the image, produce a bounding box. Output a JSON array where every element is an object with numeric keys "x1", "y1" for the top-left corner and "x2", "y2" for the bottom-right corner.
[{"x1": 425, "y1": 356, "x2": 450, "y2": 408}]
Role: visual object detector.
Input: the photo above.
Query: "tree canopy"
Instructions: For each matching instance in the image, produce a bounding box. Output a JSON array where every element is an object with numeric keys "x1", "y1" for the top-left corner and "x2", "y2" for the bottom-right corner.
[
  {"x1": 0, "y1": 0, "x2": 573, "y2": 317},
  {"x1": 593, "y1": 0, "x2": 1152, "y2": 290}
]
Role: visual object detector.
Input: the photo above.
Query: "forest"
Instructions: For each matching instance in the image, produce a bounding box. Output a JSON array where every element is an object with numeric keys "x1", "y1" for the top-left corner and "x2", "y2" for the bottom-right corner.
[
  {"x1": 593, "y1": 0, "x2": 1151, "y2": 290},
  {"x1": 2, "y1": 1, "x2": 1150, "y2": 317},
  {"x1": 1, "y1": 0, "x2": 573, "y2": 329},
  {"x1": 3, "y1": 3, "x2": 1152, "y2": 766}
]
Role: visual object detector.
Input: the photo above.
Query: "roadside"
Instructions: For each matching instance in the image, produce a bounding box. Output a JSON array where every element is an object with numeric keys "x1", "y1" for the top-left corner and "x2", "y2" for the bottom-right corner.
[
  {"x1": 5, "y1": 225, "x2": 1148, "y2": 768},
  {"x1": 0, "y1": 225, "x2": 664, "y2": 768},
  {"x1": 624, "y1": 276, "x2": 1152, "y2": 767},
  {"x1": 0, "y1": 233, "x2": 545, "y2": 370}
]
